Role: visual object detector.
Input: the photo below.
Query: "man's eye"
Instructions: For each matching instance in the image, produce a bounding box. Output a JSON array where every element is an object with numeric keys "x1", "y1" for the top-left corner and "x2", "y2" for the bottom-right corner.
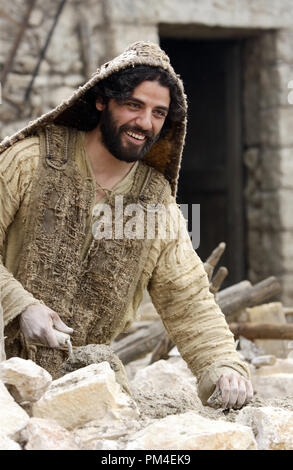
[
  {"x1": 154, "y1": 110, "x2": 167, "y2": 118},
  {"x1": 127, "y1": 102, "x2": 139, "y2": 108}
]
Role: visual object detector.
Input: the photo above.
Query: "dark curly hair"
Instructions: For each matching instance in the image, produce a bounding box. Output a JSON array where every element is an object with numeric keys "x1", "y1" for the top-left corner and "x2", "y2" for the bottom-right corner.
[{"x1": 80, "y1": 65, "x2": 186, "y2": 135}]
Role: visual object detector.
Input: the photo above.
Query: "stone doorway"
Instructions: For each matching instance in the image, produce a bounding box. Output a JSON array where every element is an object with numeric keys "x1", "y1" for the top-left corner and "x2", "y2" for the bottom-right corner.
[{"x1": 160, "y1": 37, "x2": 245, "y2": 286}]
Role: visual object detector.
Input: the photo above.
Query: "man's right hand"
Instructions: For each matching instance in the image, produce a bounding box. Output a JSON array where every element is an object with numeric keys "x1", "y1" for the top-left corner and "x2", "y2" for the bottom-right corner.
[{"x1": 20, "y1": 304, "x2": 73, "y2": 348}]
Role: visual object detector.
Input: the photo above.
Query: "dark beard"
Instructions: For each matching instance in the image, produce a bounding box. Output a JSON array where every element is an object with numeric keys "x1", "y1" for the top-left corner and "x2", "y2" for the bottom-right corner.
[{"x1": 99, "y1": 106, "x2": 161, "y2": 163}]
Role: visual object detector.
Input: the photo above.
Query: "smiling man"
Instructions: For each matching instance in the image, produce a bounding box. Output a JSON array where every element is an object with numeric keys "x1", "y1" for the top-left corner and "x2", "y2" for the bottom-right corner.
[{"x1": 0, "y1": 42, "x2": 253, "y2": 410}]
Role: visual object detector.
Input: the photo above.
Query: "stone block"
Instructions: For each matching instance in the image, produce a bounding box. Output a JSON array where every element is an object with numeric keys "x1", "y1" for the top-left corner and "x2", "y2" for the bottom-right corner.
[
  {"x1": 247, "y1": 230, "x2": 281, "y2": 279},
  {"x1": 252, "y1": 358, "x2": 293, "y2": 376},
  {"x1": 276, "y1": 29, "x2": 293, "y2": 63},
  {"x1": 260, "y1": 148, "x2": 281, "y2": 190},
  {"x1": 261, "y1": 190, "x2": 293, "y2": 231},
  {"x1": 21, "y1": 418, "x2": 80, "y2": 450},
  {"x1": 260, "y1": 106, "x2": 293, "y2": 148},
  {"x1": 279, "y1": 107, "x2": 293, "y2": 146},
  {"x1": 280, "y1": 231, "x2": 293, "y2": 272},
  {"x1": 32, "y1": 362, "x2": 139, "y2": 430},
  {"x1": 279, "y1": 189, "x2": 293, "y2": 229},
  {"x1": 64, "y1": 74, "x2": 84, "y2": 88},
  {"x1": 0, "y1": 435, "x2": 22, "y2": 450},
  {"x1": 105, "y1": 0, "x2": 293, "y2": 28},
  {"x1": 279, "y1": 273, "x2": 293, "y2": 306},
  {"x1": 258, "y1": 31, "x2": 277, "y2": 64},
  {"x1": 246, "y1": 303, "x2": 290, "y2": 358},
  {"x1": 131, "y1": 358, "x2": 197, "y2": 396},
  {"x1": 58, "y1": 344, "x2": 131, "y2": 395},
  {"x1": 29, "y1": 9, "x2": 44, "y2": 27},
  {"x1": 260, "y1": 64, "x2": 293, "y2": 108},
  {"x1": 260, "y1": 108, "x2": 280, "y2": 147},
  {"x1": 47, "y1": 86, "x2": 76, "y2": 108},
  {"x1": 110, "y1": 24, "x2": 159, "y2": 56},
  {"x1": 74, "y1": 418, "x2": 144, "y2": 450},
  {"x1": 247, "y1": 230, "x2": 263, "y2": 276},
  {"x1": 125, "y1": 411, "x2": 257, "y2": 450},
  {"x1": 45, "y1": 4, "x2": 80, "y2": 72},
  {"x1": 237, "y1": 406, "x2": 293, "y2": 450},
  {"x1": 280, "y1": 147, "x2": 293, "y2": 189},
  {"x1": 0, "y1": 357, "x2": 52, "y2": 403},
  {"x1": 252, "y1": 374, "x2": 293, "y2": 399},
  {"x1": 0, "y1": 380, "x2": 29, "y2": 440},
  {"x1": 244, "y1": 148, "x2": 260, "y2": 172}
]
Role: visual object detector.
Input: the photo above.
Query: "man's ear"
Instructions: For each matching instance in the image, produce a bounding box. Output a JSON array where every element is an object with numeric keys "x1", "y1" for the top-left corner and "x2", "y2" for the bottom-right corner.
[{"x1": 95, "y1": 97, "x2": 106, "y2": 111}]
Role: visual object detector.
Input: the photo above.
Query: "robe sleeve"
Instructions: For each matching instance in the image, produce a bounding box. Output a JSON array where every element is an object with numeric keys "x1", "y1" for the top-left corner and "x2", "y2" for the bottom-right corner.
[
  {"x1": 148, "y1": 198, "x2": 250, "y2": 403},
  {"x1": 0, "y1": 138, "x2": 41, "y2": 327}
]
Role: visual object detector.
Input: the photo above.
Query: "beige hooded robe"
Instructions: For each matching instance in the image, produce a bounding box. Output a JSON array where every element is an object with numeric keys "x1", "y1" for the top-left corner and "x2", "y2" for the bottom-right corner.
[{"x1": 0, "y1": 41, "x2": 250, "y2": 402}]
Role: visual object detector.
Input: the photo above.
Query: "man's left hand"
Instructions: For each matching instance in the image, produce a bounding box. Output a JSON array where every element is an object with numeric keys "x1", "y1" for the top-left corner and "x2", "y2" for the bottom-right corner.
[{"x1": 207, "y1": 372, "x2": 253, "y2": 410}]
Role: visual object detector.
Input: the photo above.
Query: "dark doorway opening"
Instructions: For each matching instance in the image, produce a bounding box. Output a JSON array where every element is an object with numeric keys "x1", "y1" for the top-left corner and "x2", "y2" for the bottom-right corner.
[{"x1": 160, "y1": 37, "x2": 245, "y2": 286}]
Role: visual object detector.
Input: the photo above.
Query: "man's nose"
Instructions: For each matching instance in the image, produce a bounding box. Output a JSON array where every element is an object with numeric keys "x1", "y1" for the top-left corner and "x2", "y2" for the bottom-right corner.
[{"x1": 135, "y1": 110, "x2": 153, "y2": 130}]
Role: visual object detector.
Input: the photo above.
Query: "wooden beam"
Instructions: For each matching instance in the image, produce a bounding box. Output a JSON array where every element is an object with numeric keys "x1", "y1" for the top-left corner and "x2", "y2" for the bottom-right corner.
[
  {"x1": 229, "y1": 322, "x2": 293, "y2": 340},
  {"x1": 219, "y1": 276, "x2": 281, "y2": 317}
]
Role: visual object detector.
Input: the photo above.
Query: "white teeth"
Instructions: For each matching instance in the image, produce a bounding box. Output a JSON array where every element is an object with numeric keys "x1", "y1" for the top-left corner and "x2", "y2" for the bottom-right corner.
[{"x1": 126, "y1": 131, "x2": 145, "y2": 140}]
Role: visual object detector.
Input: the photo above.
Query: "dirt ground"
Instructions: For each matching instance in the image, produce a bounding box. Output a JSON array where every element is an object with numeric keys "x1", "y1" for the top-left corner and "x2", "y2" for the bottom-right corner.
[{"x1": 132, "y1": 386, "x2": 293, "y2": 423}]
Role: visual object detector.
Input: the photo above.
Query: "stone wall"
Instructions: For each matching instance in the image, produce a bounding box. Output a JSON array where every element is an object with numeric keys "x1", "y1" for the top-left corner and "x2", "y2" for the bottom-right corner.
[
  {"x1": 243, "y1": 30, "x2": 293, "y2": 304},
  {"x1": 1, "y1": 0, "x2": 293, "y2": 303}
]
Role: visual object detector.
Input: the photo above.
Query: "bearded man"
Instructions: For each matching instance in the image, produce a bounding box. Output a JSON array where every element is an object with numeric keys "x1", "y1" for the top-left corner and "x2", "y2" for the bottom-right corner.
[{"x1": 0, "y1": 42, "x2": 253, "y2": 409}]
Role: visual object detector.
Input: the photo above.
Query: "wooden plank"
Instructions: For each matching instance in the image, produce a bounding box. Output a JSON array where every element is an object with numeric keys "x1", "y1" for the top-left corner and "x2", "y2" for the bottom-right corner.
[
  {"x1": 229, "y1": 321, "x2": 293, "y2": 340},
  {"x1": 219, "y1": 277, "x2": 281, "y2": 317},
  {"x1": 112, "y1": 320, "x2": 165, "y2": 364}
]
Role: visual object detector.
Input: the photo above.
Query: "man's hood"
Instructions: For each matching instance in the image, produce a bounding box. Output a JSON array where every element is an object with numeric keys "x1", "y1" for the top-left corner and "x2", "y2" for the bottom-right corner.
[{"x1": 0, "y1": 41, "x2": 187, "y2": 196}]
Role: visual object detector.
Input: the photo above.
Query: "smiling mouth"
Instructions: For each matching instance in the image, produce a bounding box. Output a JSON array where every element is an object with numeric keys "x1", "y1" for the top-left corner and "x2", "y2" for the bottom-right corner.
[{"x1": 124, "y1": 130, "x2": 147, "y2": 144}]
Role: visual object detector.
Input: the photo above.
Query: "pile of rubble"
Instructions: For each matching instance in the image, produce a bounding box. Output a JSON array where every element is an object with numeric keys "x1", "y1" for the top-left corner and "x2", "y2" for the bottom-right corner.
[{"x1": 1, "y1": 341, "x2": 293, "y2": 450}]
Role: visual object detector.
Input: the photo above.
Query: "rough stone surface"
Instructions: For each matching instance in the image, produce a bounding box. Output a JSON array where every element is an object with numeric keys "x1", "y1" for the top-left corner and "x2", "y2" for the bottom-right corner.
[
  {"x1": 251, "y1": 373, "x2": 293, "y2": 399},
  {"x1": 0, "y1": 380, "x2": 29, "y2": 440},
  {"x1": 20, "y1": 418, "x2": 81, "y2": 450},
  {"x1": 73, "y1": 418, "x2": 147, "y2": 450},
  {"x1": 0, "y1": 357, "x2": 52, "y2": 403},
  {"x1": 130, "y1": 358, "x2": 197, "y2": 396},
  {"x1": 106, "y1": 0, "x2": 293, "y2": 28},
  {"x1": 33, "y1": 362, "x2": 139, "y2": 430},
  {"x1": 237, "y1": 406, "x2": 293, "y2": 450},
  {"x1": 125, "y1": 411, "x2": 257, "y2": 450},
  {"x1": 252, "y1": 358, "x2": 293, "y2": 376},
  {"x1": 132, "y1": 388, "x2": 202, "y2": 420},
  {"x1": 58, "y1": 344, "x2": 131, "y2": 395},
  {"x1": 0, "y1": 434, "x2": 22, "y2": 450}
]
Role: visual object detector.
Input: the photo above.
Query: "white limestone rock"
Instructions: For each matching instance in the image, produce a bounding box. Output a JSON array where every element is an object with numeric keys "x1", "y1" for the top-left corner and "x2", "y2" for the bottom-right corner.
[
  {"x1": 131, "y1": 358, "x2": 197, "y2": 396},
  {"x1": 32, "y1": 362, "x2": 139, "y2": 430},
  {"x1": 236, "y1": 406, "x2": 293, "y2": 450},
  {"x1": 0, "y1": 357, "x2": 52, "y2": 403},
  {"x1": 125, "y1": 411, "x2": 257, "y2": 450},
  {"x1": 0, "y1": 434, "x2": 22, "y2": 450},
  {"x1": 0, "y1": 381, "x2": 29, "y2": 440},
  {"x1": 20, "y1": 418, "x2": 80, "y2": 450},
  {"x1": 252, "y1": 358, "x2": 293, "y2": 376},
  {"x1": 74, "y1": 418, "x2": 145, "y2": 450},
  {"x1": 251, "y1": 373, "x2": 293, "y2": 399}
]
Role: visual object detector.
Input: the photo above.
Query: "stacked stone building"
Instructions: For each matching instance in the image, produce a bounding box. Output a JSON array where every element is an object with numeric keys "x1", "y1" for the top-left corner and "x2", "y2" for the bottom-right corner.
[{"x1": 1, "y1": 0, "x2": 293, "y2": 303}]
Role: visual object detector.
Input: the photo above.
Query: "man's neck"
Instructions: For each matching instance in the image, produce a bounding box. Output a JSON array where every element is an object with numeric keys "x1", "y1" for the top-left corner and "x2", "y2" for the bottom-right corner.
[{"x1": 84, "y1": 127, "x2": 135, "y2": 187}]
